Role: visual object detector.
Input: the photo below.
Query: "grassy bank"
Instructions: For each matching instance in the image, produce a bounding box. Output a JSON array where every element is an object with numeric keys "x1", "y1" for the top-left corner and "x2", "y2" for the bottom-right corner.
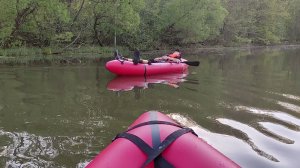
[
  {"x1": 1, "y1": 44, "x2": 300, "y2": 66},
  {"x1": 0, "y1": 46, "x2": 129, "y2": 66}
]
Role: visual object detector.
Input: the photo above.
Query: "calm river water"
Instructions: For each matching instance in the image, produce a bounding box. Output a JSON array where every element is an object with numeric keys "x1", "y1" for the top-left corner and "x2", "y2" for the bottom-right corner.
[{"x1": 0, "y1": 47, "x2": 300, "y2": 168}]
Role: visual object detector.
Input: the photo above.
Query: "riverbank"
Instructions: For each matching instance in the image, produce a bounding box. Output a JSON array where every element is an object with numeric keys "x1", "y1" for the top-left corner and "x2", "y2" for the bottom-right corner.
[
  {"x1": 0, "y1": 46, "x2": 130, "y2": 66},
  {"x1": 1, "y1": 44, "x2": 300, "y2": 66}
]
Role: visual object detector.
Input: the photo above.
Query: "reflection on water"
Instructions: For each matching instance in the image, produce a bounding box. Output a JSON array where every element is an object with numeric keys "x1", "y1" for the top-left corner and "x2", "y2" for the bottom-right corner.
[
  {"x1": 269, "y1": 92, "x2": 300, "y2": 101},
  {"x1": 277, "y1": 101, "x2": 300, "y2": 113},
  {"x1": 234, "y1": 106, "x2": 300, "y2": 129},
  {"x1": 169, "y1": 110, "x2": 300, "y2": 168},
  {"x1": 0, "y1": 47, "x2": 300, "y2": 168},
  {"x1": 106, "y1": 73, "x2": 188, "y2": 92}
]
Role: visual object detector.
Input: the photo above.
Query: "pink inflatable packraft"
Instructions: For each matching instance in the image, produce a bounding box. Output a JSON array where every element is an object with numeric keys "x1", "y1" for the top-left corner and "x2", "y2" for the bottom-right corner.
[
  {"x1": 105, "y1": 60, "x2": 188, "y2": 76},
  {"x1": 86, "y1": 111, "x2": 240, "y2": 168}
]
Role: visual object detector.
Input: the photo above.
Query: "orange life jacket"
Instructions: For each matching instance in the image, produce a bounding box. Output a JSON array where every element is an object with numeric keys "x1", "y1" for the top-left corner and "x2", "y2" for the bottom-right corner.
[{"x1": 168, "y1": 51, "x2": 181, "y2": 58}]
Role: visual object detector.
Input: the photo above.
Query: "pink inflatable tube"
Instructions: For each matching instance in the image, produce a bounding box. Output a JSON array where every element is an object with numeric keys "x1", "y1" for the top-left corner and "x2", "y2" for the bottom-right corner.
[
  {"x1": 105, "y1": 60, "x2": 188, "y2": 76},
  {"x1": 86, "y1": 111, "x2": 240, "y2": 168}
]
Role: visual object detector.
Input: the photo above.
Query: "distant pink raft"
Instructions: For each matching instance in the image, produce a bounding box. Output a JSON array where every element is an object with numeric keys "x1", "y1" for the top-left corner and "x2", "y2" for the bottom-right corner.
[
  {"x1": 86, "y1": 111, "x2": 240, "y2": 168},
  {"x1": 105, "y1": 59, "x2": 189, "y2": 76}
]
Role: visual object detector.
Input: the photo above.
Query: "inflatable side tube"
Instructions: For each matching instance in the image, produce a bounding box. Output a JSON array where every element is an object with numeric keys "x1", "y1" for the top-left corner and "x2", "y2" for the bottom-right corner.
[{"x1": 87, "y1": 111, "x2": 240, "y2": 168}]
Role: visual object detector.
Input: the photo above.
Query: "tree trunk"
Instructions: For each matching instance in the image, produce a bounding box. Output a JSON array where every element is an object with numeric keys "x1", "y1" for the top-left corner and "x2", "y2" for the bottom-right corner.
[
  {"x1": 3, "y1": 2, "x2": 37, "y2": 47},
  {"x1": 93, "y1": 16, "x2": 103, "y2": 46}
]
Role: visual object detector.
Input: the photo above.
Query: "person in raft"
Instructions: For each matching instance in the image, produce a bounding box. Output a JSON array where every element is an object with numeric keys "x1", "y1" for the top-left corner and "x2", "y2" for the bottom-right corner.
[
  {"x1": 126, "y1": 50, "x2": 152, "y2": 65},
  {"x1": 114, "y1": 50, "x2": 146, "y2": 64},
  {"x1": 153, "y1": 49, "x2": 182, "y2": 63},
  {"x1": 114, "y1": 50, "x2": 125, "y2": 60}
]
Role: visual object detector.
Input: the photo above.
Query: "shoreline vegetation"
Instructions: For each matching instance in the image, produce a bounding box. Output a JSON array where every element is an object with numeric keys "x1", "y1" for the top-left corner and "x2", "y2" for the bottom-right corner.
[
  {"x1": 1, "y1": 0, "x2": 300, "y2": 66},
  {"x1": 0, "y1": 46, "x2": 127, "y2": 66},
  {"x1": 1, "y1": 44, "x2": 300, "y2": 66}
]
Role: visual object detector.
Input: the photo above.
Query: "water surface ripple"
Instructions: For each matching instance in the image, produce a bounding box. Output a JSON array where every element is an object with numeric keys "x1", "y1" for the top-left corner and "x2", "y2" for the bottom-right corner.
[{"x1": 0, "y1": 47, "x2": 300, "y2": 167}]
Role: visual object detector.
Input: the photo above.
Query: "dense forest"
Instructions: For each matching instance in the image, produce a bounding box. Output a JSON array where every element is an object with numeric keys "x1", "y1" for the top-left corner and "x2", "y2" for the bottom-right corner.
[{"x1": 0, "y1": 0, "x2": 300, "y2": 50}]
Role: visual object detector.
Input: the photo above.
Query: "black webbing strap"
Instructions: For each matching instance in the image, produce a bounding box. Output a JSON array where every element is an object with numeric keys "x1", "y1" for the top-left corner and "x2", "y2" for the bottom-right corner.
[
  {"x1": 141, "y1": 128, "x2": 195, "y2": 167},
  {"x1": 154, "y1": 157, "x2": 174, "y2": 168},
  {"x1": 144, "y1": 64, "x2": 147, "y2": 76},
  {"x1": 113, "y1": 127, "x2": 196, "y2": 168},
  {"x1": 113, "y1": 132, "x2": 174, "y2": 168},
  {"x1": 112, "y1": 120, "x2": 198, "y2": 168},
  {"x1": 126, "y1": 121, "x2": 182, "y2": 133},
  {"x1": 114, "y1": 132, "x2": 153, "y2": 155}
]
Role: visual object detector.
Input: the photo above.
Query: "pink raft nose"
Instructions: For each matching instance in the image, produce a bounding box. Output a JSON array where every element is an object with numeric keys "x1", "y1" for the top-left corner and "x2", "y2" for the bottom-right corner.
[{"x1": 86, "y1": 111, "x2": 240, "y2": 168}]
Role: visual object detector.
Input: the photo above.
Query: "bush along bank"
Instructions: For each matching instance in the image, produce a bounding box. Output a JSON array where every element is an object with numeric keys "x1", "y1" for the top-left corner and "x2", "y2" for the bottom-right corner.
[{"x1": 0, "y1": 46, "x2": 129, "y2": 66}]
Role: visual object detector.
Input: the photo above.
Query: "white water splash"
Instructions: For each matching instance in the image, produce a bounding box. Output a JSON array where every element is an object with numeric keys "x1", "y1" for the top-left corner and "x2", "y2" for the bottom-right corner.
[{"x1": 0, "y1": 129, "x2": 96, "y2": 168}]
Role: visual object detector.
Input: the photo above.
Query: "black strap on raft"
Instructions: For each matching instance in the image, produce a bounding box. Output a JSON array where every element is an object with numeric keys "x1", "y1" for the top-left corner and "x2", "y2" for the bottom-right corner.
[
  {"x1": 142, "y1": 127, "x2": 195, "y2": 167},
  {"x1": 126, "y1": 121, "x2": 182, "y2": 132},
  {"x1": 112, "y1": 121, "x2": 198, "y2": 168},
  {"x1": 144, "y1": 64, "x2": 147, "y2": 77}
]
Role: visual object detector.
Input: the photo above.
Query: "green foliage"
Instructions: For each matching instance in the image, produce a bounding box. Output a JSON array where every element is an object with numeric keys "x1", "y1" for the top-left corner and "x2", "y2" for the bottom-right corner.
[
  {"x1": 222, "y1": 0, "x2": 290, "y2": 45},
  {"x1": 233, "y1": 36, "x2": 252, "y2": 45},
  {"x1": 90, "y1": 0, "x2": 145, "y2": 46},
  {"x1": 287, "y1": 0, "x2": 300, "y2": 42},
  {"x1": 0, "y1": 0, "x2": 70, "y2": 47},
  {"x1": 0, "y1": 0, "x2": 16, "y2": 45},
  {"x1": 127, "y1": 0, "x2": 162, "y2": 49},
  {"x1": 24, "y1": 0, "x2": 70, "y2": 46},
  {"x1": 42, "y1": 47, "x2": 52, "y2": 55},
  {"x1": 1, "y1": 0, "x2": 300, "y2": 49},
  {"x1": 160, "y1": 0, "x2": 227, "y2": 44},
  {"x1": 53, "y1": 32, "x2": 74, "y2": 43},
  {"x1": 253, "y1": 0, "x2": 289, "y2": 44}
]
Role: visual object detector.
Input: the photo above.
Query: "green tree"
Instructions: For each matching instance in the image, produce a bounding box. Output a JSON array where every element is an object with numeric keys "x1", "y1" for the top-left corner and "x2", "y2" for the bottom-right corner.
[
  {"x1": 127, "y1": 0, "x2": 162, "y2": 49},
  {"x1": 159, "y1": 0, "x2": 227, "y2": 45},
  {"x1": 90, "y1": 0, "x2": 145, "y2": 46},
  {"x1": 0, "y1": 0, "x2": 70, "y2": 48},
  {"x1": 0, "y1": 0, "x2": 16, "y2": 46},
  {"x1": 221, "y1": 0, "x2": 289, "y2": 45},
  {"x1": 252, "y1": 0, "x2": 289, "y2": 44},
  {"x1": 287, "y1": 0, "x2": 300, "y2": 42},
  {"x1": 221, "y1": 0, "x2": 256, "y2": 45},
  {"x1": 1, "y1": 0, "x2": 298, "y2": 49}
]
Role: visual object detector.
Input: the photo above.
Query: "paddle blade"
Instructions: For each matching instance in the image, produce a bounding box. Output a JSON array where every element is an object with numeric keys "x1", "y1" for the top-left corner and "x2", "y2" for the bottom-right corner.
[{"x1": 182, "y1": 61, "x2": 200, "y2": 66}]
